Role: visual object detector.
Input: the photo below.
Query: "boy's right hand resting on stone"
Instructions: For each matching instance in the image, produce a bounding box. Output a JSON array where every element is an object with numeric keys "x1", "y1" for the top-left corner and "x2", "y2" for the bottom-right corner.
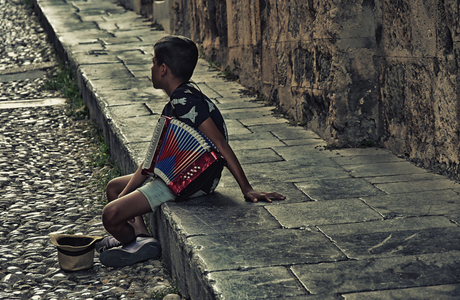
[{"x1": 198, "y1": 117, "x2": 286, "y2": 203}]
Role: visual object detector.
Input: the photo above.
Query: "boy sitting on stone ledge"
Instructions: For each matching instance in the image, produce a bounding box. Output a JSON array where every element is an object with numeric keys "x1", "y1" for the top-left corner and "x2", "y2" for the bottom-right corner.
[{"x1": 95, "y1": 36, "x2": 285, "y2": 267}]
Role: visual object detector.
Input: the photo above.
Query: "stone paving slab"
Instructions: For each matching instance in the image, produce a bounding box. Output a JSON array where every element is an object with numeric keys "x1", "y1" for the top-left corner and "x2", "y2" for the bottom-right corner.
[
  {"x1": 97, "y1": 88, "x2": 167, "y2": 106},
  {"x1": 244, "y1": 161, "x2": 351, "y2": 182},
  {"x1": 295, "y1": 177, "x2": 386, "y2": 200},
  {"x1": 342, "y1": 284, "x2": 460, "y2": 300},
  {"x1": 239, "y1": 115, "x2": 289, "y2": 126},
  {"x1": 220, "y1": 106, "x2": 275, "y2": 119},
  {"x1": 228, "y1": 135, "x2": 286, "y2": 150},
  {"x1": 233, "y1": 148, "x2": 284, "y2": 164},
  {"x1": 266, "y1": 199, "x2": 383, "y2": 228},
  {"x1": 192, "y1": 82, "x2": 224, "y2": 99},
  {"x1": 318, "y1": 216, "x2": 460, "y2": 259},
  {"x1": 208, "y1": 267, "x2": 308, "y2": 299},
  {"x1": 363, "y1": 172, "x2": 449, "y2": 184},
  {"x1": 213, "y1": 100, "x2": 266, "y2": 110},
  {"x1": 361, "y1": 190, "x2": 460, "y2": 218},
  {"x1": 272, "y1": 145, "x2": 338, "y2": 161},
  {"x1": 166, "y1": 204, "x2": 281, "y2": 235},
  {"x1": 342, "y1": 161, "x2": 429, "y2": 177},
  {"x1": 189, "y1": 228, "x2": 347, "y2": 271},
  {"x1": 282, "y1": 138, "x2": 328, "y2": 146},
  {"x1": 292, "y1": 251, "x2": 460, "y2": 296},
  {"x1": 216, "y1": 175, "x2": 313, "y2": 203},
  {"x1": 113, "y1": 114, "x2": 158, "y2": 143},
  {"x1": 32, "y1": 0, "x2": 460, "y2": 298},
  {"x1": 108, "y1": 103, "x2": 152, "y2": 118},
  {"x1": 331, "y1": 152, "x2": 404, "y2": 165},
  {"x1": 375, "y1": 179, "x2": 460, "y2": 194},
  {"x1": 224, "y1": 119, "x2": 252, "y2": 136}
]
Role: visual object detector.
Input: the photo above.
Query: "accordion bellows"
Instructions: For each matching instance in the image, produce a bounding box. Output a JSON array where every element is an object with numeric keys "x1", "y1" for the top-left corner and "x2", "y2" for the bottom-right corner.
[{"x1": 142, "y1": 116, "x2": 223, "y2": 197}]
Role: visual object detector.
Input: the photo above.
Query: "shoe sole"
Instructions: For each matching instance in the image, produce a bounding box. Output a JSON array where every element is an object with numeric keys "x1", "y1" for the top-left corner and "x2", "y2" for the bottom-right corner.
[{"x1": 99, "y1": 239, "x2": 161, "y2": 267}]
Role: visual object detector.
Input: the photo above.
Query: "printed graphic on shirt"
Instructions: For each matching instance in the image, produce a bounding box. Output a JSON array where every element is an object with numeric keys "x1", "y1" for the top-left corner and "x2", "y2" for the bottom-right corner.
[
  {"x1": 171, "y1": 97, "x2": 187, "y2": 106},
  {"x1": 181, "y1": 107, "x2": 198, "y2": 123},
  {"x1": 206, "y1": 99, "x2": 216, "y2": 113}
]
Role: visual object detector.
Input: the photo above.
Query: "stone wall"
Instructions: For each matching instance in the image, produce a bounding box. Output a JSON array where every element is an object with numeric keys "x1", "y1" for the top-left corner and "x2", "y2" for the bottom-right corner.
[
  {"x1": 379, "y1": 0, "x2": 459, "y2": 177},
  {"x1": 154, "y1": 0, "x2": 459, "y2": 178}
]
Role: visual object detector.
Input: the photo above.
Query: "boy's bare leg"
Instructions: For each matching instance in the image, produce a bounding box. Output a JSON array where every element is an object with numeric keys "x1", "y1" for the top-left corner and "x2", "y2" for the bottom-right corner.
[
  {"x1": 106, "y1": 175, "x2": 133, "y2": 202},
  {"x1": 105, "y1": 175, "x2": 151, "y2": 238},
  {"x1": 102, "y1": 190, "x2": 153, "y2": 244}
]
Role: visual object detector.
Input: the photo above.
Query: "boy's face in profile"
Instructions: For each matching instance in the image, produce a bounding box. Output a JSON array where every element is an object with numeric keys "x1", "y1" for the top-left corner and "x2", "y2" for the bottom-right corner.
[{"x1": 150, "y1": 54, "x2": 162, "y2": 89}]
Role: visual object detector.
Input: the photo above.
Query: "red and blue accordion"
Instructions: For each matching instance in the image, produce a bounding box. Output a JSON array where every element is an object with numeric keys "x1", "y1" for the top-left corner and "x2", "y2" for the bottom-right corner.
[{"x1": 142, "y1": 116, "x2": 225, "y2": 199}]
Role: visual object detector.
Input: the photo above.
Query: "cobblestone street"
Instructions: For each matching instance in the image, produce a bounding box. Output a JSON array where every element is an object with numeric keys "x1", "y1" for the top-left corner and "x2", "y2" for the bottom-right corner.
[{"x1": 0, "y1": 1, "x2": 178, "y2": 299}]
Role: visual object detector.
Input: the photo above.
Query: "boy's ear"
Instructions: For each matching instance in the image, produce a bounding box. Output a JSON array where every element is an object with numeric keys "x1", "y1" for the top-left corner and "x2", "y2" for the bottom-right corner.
[{"x1": 160, "y1": 63, "x2": 168, "y2": 76}]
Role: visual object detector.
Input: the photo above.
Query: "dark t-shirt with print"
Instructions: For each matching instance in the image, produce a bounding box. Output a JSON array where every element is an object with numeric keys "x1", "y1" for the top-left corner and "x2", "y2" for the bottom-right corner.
[
  {"x1": 161, "y1": 82, "x2": 228, "y2": 141},
  {"x1": 161, "y1": 82, "x2": 228, "y2": 198}
]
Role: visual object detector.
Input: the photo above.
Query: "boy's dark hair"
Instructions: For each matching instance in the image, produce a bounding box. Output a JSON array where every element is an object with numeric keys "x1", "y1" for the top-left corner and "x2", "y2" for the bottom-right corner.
[{"x1": 154, "y1": 36, "x2": 199, "y2": 81}]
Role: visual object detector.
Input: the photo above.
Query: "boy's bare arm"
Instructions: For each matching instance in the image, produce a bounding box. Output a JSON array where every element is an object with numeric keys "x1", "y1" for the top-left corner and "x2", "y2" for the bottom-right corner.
[
  {"x1": 198, "y1": 118, "x2": 285, "y2": 202},
  {"x1": 118, "y1": 164, "x2": 149, "y2": 198}
]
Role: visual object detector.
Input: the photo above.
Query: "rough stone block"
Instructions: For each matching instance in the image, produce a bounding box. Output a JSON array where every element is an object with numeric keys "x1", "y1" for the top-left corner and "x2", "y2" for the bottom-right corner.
[
  {"x1": 233, "y1": 148, "x2": 283, "y2": 164},
  {"x1": 266, "y1": 199, "x2": 383, "y2": 228},
  {"x1": 292, "y1": 251, "x2": 460, "y2": 295},
  {"x1": 295, "y1": 177, "x2": 385, "y2": 200},
  {"x1": 209, "y1": 267, "x2": 307, "y2": 299},
  {"x1": 238, "y1": 116, "x2": 287, "y2": 126},
  {"x1": 343, "y1": 284, "x2": 460, "y2": 300},
  {"x1": 319, "y1": 216, "x2": 460, "y2": 259},
  {"x1": 153, "y1": 0, "x2": 171, "y2": 33},
  {"x1": 362, "y1": 190, "x2": 460, "y2": 218},
  {"x1": 217, "y1": 173, "x2": 312, "y2": 203},
  {"x1": 331, "y1": 153, "x2": 403, "y2": 166},
  {"x1": 189, "y1": 228, "x2": 347, "y2": 271},
  {"x1": 342, "y1": 161, "x2": 428, "y2": 177},
  {"x1": 166, "y1": 203, "x2": 280, "y2": 236},
  {"x1": 272, "y1": 145, "x2": 341, "y2": 162},
  {"x1": 375, "y1": 179, "x2": 460, "y2": 194},
  {"x1": 228, "y1": 135, "x2": 285, "y2": 151},
  {"x1": 243, "y1": 160, "x2": 350, "y2": 183}
]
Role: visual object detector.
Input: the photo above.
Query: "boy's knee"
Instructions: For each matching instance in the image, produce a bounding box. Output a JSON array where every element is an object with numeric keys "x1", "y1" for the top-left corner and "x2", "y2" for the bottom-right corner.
[
  {"x1": 102, "y1": 204, "x2": 121, "y2": 230},
  {"x1": 106, "y1": 178, "x2": 117, "y2": 193},
  {"x1": 106, "y1": 178, "x2": 121, "y2": 200}
]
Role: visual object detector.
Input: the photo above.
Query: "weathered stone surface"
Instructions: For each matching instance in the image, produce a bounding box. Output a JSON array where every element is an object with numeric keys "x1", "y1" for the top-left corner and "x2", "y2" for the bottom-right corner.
[
  {"x1": 375, "y1": 179, "x2": 460, "y2": 194},
  {"x1": 167, "y1": 204, "x2": 280, "y2": 235},
  {"x1": 266, "y1": 199, "x2": 383, "y2": 228},
  {"x1": 331, "y1": 152, "x2": 404, "y2": 166},
  {"x1": 209, "y1": 266, "x2": 307, "y2": 299},
  {"x1": 343, "y1": 284, "x2": 460, "y2": 300},
  {"x1": 243, "y1": 160, "x2": 350, "y2": 183},
  {"x1": 217, "y1": 176, "x2": 313, "y2": 204},
  {"x1": 233, "y1": 148, "x2": 283, "y2": 164},
  {"x1": 292, "y1": 251, "x2": 460, "y2": 295},
  {"x1": 318, "y1": 216, "x2": 460, "y2": 259},
  {"x1": 363, "y1": 172, "x2": 448, "y2": 184},
  {"x1": 343, "y1": 161, "x2": 428, "y2": 178},
  {"x1": 168, "y1": 0, "x2": 460, "y2": 182},
  {"x1": 295, "y1": 178, "x2": 385, "y2": 201},
  {"x1": 362, "y1": 190, "x2": 460, "y2": 218},
  {"x1": 190, "y1": 228, "x2": 346, "y2": 271},
  {"x1": 271, "y1": 145, "x2": 338, "y2": 162}
]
